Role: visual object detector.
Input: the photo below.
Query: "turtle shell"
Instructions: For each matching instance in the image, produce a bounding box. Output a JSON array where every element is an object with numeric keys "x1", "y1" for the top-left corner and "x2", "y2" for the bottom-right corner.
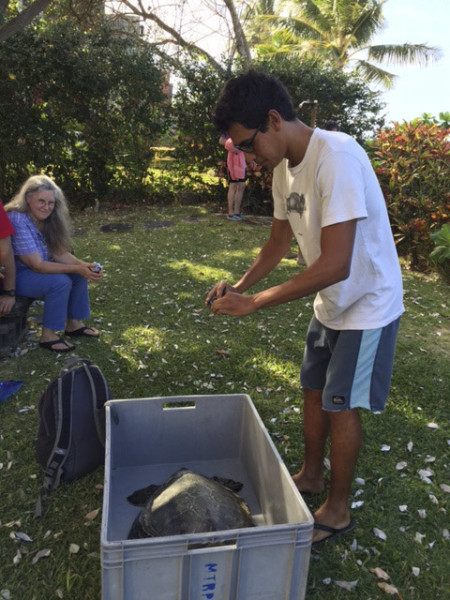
[{"x1": 127, "y1": 468, "x2": 254, "y2": 539}]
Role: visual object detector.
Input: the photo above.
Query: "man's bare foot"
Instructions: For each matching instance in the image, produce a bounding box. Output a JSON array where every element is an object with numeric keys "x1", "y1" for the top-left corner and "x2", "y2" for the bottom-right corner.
[
  {"x1": 312, "y1": 503, "x2": 353, "y2": 545},
  {"x1": 292, "y1": 471, "x2": 325, "y2": 495}
]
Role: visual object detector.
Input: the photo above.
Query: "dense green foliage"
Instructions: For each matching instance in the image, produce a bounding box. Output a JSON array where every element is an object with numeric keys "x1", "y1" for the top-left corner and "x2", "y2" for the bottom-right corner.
[
  {"x1": 0, "y1": 20, "x2": 168, "y2": 204},
  {"x1": 368, "y1": 121, "x2": 450, "y2": 271},
  {"x1": 430, "y1": 224, "x2": 450, "y2": 284}
]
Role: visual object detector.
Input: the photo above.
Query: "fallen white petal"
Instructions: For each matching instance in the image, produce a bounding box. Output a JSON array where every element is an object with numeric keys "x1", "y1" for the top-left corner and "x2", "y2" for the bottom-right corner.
[
  {"x1": 396, "y1": 461, "x2": 407, "y2": 470},
  {"x1": 424, "y1": 455, "x2": 436, "y2": 463},
  {"x1": 322, "y1": 578, "x2": 331, "y2": 585},
  {"x1": 12, "y1": 532, "x2": 32, "y2": 543},
  {"x1": 419, "y1": 468, "x2": 434, "y2": 478},
  {"x1": 381, "y1": 445, "x2": 391, "y2": 452},
  {"x1": 31, "y1": 548, "x2": 52, "y2": 564},
  {"x1": 418, "y1": 509, "x2": 427, "y2": 519},
  {"x1": 13, "y1": 549, "x2": 22, "y2": 566},
  {"x1": 414, "y1": 532, "x2": 426, "y2": 543},
  {"x1": 407, "y1": 441, "x2": 413, "y2": 452},
  {"x1": 370, "y1": 567, "x2": 390, "y2": 580},
  {"x1": 84, "y1": 508, "x2": 100, "y2": 521},
  {"x1": 378, "y1": 582, "x2": 400, "y2": 595},
  {"x1": 373, "y1": 528, "x2": 387, "y2": 541},
  {"x1": 351, "y1": 500, "x2": 364, "y2": 509},
  {"x1": 443, "y1": 529, "x2": 450, "y2": 540},
  {"x1": 412, "y1": 567, "x2": 420, "y2": 577},
  {"x1": 427, "y1": 422, "x2": 439, "y2": 430},
  {"x1": 398, "y1": 505, "x2": 408, "y2": 512},
  {"x1": 439, "y1": 483, "x2": 450, "y2": 493},
  {"x1": 355, "y1": 477, "x2": 365, "y2": 485},
  {"x1": 69, "y1": 543, "x2": 80, "y2": 554},
  {"x1": 428, "y1": 494, "x2": 439, "y2": 505},
  {"x1": 335, "y1": 580, "x2": 358, "y2": 591}
]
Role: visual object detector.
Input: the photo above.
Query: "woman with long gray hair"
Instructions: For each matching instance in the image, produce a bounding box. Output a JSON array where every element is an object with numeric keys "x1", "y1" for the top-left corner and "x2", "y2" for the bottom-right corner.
[{"x1": 5, "y1": 175, "x2": 102, "y2": 352}]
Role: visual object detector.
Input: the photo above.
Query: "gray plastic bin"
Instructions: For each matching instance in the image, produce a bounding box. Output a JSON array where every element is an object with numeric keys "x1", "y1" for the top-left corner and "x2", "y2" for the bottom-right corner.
[{"x1": 101, "y1": 394, "x2": 313, "y2": 600}]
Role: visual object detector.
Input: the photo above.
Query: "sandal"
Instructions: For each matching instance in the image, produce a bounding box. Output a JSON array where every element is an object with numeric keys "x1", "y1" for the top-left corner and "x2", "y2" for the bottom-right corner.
[
  {"x1": 64, "y1": 326, "x2": 100, "y2": 338},
  {"x1": 312, "y1": 519, "x2": 356, "y2": 548},
  {"x1": 39, "y1": 338, "x2": 75, "y2": 352}
]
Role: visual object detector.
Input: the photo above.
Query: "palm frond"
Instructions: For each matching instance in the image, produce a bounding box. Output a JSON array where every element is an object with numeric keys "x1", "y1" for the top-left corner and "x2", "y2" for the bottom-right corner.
[
  {"x1": 368, "y1": 43, "x2": 442, "y2": 66},
  {"x1": 257, "y1": 14, "x2": 325, "y2": 40},
  {"x1": 352, "y1": 58, "x2": 397, "y2": 89}
]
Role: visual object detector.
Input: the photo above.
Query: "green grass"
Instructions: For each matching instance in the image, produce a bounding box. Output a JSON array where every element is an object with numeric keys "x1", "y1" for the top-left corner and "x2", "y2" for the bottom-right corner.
[{"x1": 1, "y1": 205, "x2": 449, "y2": 599}]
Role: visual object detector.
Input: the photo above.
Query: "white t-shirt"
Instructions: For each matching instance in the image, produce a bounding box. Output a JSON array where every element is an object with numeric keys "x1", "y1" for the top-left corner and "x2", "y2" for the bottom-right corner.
[{"x1": 273, "y1": 128, "x2": 404, "y2": 330}]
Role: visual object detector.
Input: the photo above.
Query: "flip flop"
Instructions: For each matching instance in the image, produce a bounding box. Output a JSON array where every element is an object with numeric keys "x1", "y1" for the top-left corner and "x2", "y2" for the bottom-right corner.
[
  {"x1": 65, "y1": 326, "x2": 99, "y2": 338},
  {"x1": 39, "y1": 338, "x2": 75, "y2": 353},
  {"x1": 312, "y1": 519, "x2": 356, "y2": 548}
]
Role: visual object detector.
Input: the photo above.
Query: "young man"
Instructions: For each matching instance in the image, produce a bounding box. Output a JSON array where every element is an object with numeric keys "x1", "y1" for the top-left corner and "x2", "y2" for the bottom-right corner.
[
  {"x1": 0, "y1": 201, "x2": 16, "y2": 316},
  {"x1": 206, "y1": 70, "x2": 404, "y2": 547}
]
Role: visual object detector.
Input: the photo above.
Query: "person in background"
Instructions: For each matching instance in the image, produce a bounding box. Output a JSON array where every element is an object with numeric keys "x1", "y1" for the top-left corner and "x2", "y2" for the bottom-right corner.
[
  {"x1": 323, "y1": 120, "x2": 340, "y2": 131},
  {"x1": 0, "y1": 201, "x2": 16, "y2": 316},
  {"x1": 5, "y1": 175, "x2": 102, "y2": 352},
  {"x1": 219, "y1": 134, "x2": 246, "y2": 220},
  {"x1": 207, "y1": 70, "x2": 404, "y2": 547}
]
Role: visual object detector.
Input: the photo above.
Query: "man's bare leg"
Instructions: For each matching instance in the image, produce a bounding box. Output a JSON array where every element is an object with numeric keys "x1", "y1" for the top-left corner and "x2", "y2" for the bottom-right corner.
[
  {"x1": 313, "y1": 408, "x2": 362, "y2": 543},
  {"x1": 292, "y1": 388, "x2": 329, "y2": 494}
]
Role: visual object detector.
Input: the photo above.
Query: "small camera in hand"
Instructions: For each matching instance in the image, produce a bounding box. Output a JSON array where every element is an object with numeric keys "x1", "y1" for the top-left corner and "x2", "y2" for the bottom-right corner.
[{"x1": 90, "y1": 261, "x2": 103, "y2": 273}]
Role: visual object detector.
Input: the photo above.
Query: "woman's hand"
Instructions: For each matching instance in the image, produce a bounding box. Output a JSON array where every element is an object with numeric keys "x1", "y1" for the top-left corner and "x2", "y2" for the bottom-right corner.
[{"x1": 77, "y1": 262, "x2": 103, "y2": 282}]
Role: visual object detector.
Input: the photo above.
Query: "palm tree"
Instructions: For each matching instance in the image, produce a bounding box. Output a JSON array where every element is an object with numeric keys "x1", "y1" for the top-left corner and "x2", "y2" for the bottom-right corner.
[{"x1": 254, "y1": 0, "x2": 441, "y2": 88}]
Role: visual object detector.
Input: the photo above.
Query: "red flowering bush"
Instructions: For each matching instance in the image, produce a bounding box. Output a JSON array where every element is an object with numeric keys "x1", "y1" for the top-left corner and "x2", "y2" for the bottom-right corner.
[{"x1": 368, "y1": 121, "x2": 450, "y2": 271}]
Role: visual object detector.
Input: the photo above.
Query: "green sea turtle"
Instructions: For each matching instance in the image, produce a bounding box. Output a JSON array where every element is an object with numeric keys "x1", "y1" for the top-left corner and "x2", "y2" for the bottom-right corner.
[{"x1": 127, "y1": 468, "x2": 254, "y2": 539}]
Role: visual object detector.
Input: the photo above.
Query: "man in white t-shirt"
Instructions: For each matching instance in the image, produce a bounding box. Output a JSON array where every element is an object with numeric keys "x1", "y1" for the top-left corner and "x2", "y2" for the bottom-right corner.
[{"x1": 206, "y1": 70, "x2": 404, "y2": 547}]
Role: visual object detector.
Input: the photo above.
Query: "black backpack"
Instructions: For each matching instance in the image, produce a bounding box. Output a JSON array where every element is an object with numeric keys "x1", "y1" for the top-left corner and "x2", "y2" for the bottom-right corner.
[{"x1": 35, "y1": 357, "x2": 111, "y2": 517}]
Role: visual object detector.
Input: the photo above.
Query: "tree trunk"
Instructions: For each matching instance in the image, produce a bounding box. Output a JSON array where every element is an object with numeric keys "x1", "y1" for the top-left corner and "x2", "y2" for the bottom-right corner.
[
  {"x1": 223, "y1": 0, "x2": 252, "y2": 67},
  {"x1": 0, "y1": 0, "x2": 54, "y2": 42}
]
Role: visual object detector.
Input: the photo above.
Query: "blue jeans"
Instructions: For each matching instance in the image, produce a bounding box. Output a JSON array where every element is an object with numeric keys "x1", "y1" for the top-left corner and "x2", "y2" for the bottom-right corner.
[{"x1": 15, "y1": 267, "x2": 91, "y2": 331}]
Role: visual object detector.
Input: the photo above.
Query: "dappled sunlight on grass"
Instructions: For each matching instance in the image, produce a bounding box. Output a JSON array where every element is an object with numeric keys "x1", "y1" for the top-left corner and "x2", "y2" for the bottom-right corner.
[{"x1": 165, "y1": 259, "x2": 232, "y2": 284}]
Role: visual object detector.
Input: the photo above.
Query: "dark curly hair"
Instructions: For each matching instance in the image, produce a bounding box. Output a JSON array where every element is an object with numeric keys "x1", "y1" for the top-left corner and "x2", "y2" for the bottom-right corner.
[{"x1": 213, "y1": 69, "x2": 297, "y2": 133}]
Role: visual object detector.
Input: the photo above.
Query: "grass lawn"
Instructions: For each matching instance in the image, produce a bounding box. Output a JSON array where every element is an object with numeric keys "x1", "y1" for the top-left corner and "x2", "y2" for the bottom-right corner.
[{"x1": 0, "y1": 204, "x2": 449, "y2": 599}]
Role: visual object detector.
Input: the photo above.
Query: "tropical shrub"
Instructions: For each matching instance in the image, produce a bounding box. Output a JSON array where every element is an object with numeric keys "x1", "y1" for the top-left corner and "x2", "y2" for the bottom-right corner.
[
  {"x1": 368, "y1": 121, "x2": 450, "y2": 271},
  {"x1": 0, "y1": 20, "x2": 168, "y2": 205},
  {"x1": 430, "y1": 224, "x2": 450, "y2": 284}
]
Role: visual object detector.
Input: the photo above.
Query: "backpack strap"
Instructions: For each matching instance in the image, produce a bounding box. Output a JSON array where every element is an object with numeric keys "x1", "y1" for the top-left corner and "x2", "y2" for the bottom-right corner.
[
  {"x1": 81, "y1": 362, "x2": 109, "y2": 445},
  {"x1": 35, "y1": 371, "x2": 74, "y2": 518}
]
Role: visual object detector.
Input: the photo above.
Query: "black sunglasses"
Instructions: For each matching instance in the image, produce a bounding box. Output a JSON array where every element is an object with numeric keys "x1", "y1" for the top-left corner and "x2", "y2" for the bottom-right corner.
[{"x1": 234, "y1": 125, "x2": 264, "y2": 153}]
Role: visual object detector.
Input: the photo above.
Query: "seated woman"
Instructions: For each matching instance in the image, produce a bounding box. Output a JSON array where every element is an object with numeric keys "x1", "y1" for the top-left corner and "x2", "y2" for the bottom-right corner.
[{"x1": 5, "y1": 175, "x2": 102, "y2": 352}]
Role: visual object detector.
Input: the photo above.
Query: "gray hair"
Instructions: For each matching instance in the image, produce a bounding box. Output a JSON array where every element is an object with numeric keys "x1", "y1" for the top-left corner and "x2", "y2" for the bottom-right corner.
[{"x1": 5, "y1": 175, "x2": 73, "y2": 255}]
